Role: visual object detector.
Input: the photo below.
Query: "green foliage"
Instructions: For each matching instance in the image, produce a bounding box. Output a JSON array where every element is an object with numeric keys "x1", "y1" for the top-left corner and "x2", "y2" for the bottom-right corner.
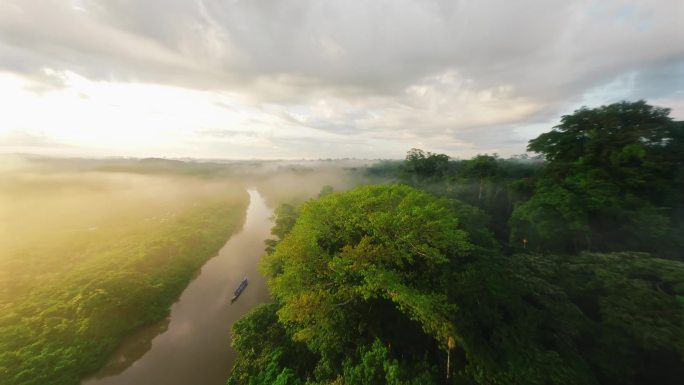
[
  {"x1": 527, "y1": 101, "x2": 672, "y2": 164},
  {"x1": 256, "y1": 350, "x2": 302, "y2": 385},
  {"x1": 343, "y1": 340, "x2": 392, "y2": 385},
  {"x1": 0, "y1": 173, "x2": 248, "y2": 385},
  {"x1": 395, "y1": 148, "x2": 543, "y2": 248},
  {"x1": 401, "y1": 148, "x2": 451, "y2": 186},
  {"x1": 341, "y1": 340, "x2": 437, "y2": 385},
  {"x1": 265, "y1": 185, "x2": 473, "y2": 352},
  {"x1": 515, "y1": 252, "x2": 684, "y2": 384},
  {"x1": 448, "y1": 154, "x2": 540, "y2": 245},
  {"x1": 513, "y1": 100, "x2": 684, "y2": 256},
  {"x1": 458, "y1": 155, "x2": 499, "y2": 182},
  {"x1": 395, "y1": 102, "x2": 682, "y2": 255},
  {"x1": 509, "y1": 184, "x2": 589, "y2": 251},
  {"x1": 232, "y1": 183, "x2": 684, "y2": 385},
  {"x1": 228, "y1": 304, "x2": 312, "y2": 385},
  {"x1": 256, "y1": 185, "x2": 476, "y2": 383},
  {"x1": 230, "y1": 101, "x2": 684, "y2": 384},
  {"x1": 264, "y1": 203, "x2": 300, "y2": 258}
]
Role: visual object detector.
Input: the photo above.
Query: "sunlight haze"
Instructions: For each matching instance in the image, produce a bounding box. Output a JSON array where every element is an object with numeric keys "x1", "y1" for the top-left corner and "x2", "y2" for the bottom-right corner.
[
  {"x1": 2, "y1": 3, "x2": 684, "y2": 384},
  {"x1": 1, "y1": 0, "x2": 683, "y2": 158}
]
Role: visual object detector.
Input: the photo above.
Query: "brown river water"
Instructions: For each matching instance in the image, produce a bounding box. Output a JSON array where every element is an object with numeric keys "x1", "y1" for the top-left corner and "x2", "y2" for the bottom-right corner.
[{"x1": 82, "y1": 188, "x2": 273, "y2": 385}]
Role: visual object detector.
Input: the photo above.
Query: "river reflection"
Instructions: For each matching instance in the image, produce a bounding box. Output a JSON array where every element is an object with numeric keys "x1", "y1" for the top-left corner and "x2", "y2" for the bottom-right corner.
[
  {"x1": 82, "y1": 189, "x2": 273, "y2": 385},
  {"x1": 91, "y1": 317, "x2": 171, "y2": 378}
]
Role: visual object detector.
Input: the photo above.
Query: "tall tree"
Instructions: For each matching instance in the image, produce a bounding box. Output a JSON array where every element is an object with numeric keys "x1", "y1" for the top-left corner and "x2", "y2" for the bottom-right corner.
[
  {"x1": 513, "y1": 101, "x2": 684, "y2": 255},
  {"x1": 457, "y1": 154, "x2": 500, "y2": 202},
  {"x1": 401, "y1": 148, "x2": 451, "y2": 186}
]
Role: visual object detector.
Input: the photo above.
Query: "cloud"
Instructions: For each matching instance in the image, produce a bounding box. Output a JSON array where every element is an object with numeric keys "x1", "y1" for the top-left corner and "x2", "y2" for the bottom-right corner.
[
  {"x1": 629, "y1": 58, "x2": 684, "y2": 100},
  {"x1": 1, "y1": 0, "x2": 683, "y2": 158},
  {"x1": 0, "y1": 130, "x2": 71, "y2": 147},
  {"x1": 3, "y1": 1, "x2": 682, "y2": 97}
]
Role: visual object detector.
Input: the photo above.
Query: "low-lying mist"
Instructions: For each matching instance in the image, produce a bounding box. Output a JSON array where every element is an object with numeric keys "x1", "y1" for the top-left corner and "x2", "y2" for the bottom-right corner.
[
  {"x1": 0, "y1": 155, "x2": 376, "y2": 293},
  {"x1": 0, "y1": 154, "x2": 384, "y2": 385}
]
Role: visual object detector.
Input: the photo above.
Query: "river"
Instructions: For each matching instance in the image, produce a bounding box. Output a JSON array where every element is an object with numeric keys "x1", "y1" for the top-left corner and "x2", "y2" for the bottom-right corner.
[{"x1": 82, "y1": 188, "x2": 273, "y2": 385}]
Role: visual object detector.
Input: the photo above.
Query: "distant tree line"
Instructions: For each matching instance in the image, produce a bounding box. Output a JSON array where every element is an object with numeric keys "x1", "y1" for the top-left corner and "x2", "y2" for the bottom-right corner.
[{"x1": 369, "y1": 100, "x2": 684, "y2": 258}]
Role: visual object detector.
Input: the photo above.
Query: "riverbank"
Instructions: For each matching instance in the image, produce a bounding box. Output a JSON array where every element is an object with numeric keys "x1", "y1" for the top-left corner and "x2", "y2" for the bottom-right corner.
[
  {"x1": 0, "y1": 171, "x2": 249, "y2": 385},
  {"x1": 82, "y1": 189, "x2": 273, "y2": 385}
]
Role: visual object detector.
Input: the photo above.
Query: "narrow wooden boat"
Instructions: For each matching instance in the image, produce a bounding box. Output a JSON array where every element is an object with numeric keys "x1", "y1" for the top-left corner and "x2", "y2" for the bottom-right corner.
[{"x1": 231, "y1": 276, "x2": 248, "y2": 303}]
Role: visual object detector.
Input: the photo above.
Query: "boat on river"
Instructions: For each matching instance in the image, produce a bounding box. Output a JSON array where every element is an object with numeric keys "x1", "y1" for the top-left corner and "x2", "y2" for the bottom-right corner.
[{"x1": 231, "y1": 276, "x2": 248, "y2": 303}]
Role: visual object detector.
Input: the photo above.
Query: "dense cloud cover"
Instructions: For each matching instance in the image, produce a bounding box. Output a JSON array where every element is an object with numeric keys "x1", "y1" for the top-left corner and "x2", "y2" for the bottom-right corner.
[{"x1": 1, "y1": 0, "x2": 683, "y2": 158}]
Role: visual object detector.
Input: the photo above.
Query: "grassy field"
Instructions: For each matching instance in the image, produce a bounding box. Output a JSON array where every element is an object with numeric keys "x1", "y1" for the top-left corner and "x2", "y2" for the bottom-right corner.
[{"x1": 0, "y1": 159, "x2": 249, "y2": 385}]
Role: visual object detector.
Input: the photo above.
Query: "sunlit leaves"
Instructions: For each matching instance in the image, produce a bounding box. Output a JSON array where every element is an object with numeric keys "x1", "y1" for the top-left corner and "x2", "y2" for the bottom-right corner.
[
  {"x1": 264, "y1": 185, "x2": 473, "y2": 357},
  {"x1": 0, "y1": 189, "x2": 248, "y2": 385}
]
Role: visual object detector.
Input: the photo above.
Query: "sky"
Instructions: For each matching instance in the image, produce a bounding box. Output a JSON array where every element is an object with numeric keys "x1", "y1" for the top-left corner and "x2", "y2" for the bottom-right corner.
[{"x1": 1, "y1": 0, "x2": 683, "y2": 159}]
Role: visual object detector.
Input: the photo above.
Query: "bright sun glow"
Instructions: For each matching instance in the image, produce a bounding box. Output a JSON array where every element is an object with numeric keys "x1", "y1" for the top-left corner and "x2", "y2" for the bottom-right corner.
[{"x1": 0, "y1": 70, "x2": 270, "y2": 157}]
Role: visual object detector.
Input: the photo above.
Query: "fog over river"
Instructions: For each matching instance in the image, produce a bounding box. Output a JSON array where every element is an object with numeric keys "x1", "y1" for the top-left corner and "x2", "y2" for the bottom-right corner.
[{"x1": 83, "y1": 189, "x2": 273, "y2": 385}]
